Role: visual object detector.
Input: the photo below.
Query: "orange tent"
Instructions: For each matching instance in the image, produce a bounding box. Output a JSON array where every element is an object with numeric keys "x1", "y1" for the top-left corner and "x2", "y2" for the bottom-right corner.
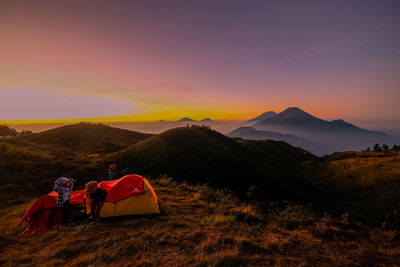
[
  {"x1": 98, "y1": 175, "x2": 160, "y2": 217},
  {"x1": 19, "y1": 175, "x2": 160, "y2": 235}
]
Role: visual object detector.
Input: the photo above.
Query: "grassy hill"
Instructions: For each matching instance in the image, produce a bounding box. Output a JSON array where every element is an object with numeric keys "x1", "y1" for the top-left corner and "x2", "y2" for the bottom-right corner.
[
  {"x1": 0, "y1": 125, "x2": 316, "y2": 208},
  {"x1": 298, "y1": 150, "x2": 400, "y2": 226},
  {"x1": 0, "y1": 124, "x2": 399, "y2": 265},
  {"x1": 109, "y1": 126, "x2": 317, "y2": 202},
  {"x1": 0, "y1": 139, "x2": 93, "y2": 208},
  {"x1": 1, "y1": 178, "x2": 399, "y2": 266},
  {"x1": 2, "y1": 124, "x2": 399, "y2": 227},
  {"x1": 0, "y1": 125, "x2": 17, "y2": 137},
  {"x1": 23, "y1": 122, "x2": 153, "y2": 153}
]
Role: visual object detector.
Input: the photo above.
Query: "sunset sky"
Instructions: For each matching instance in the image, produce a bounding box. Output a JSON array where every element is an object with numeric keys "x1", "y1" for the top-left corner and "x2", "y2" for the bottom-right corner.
[{"x1": 0, "y1": 0, "x2": 399, "y2": 124}]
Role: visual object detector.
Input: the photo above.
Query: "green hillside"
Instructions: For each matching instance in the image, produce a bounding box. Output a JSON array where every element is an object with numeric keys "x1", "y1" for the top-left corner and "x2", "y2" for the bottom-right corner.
[
  {"x1": 0, "y1": 124, "x2": 399, "y2": 266},
  {"x1": 0, "y1": 139, "x2": 92, "y2": 208},
  {"x1": 1, "y1": 124, "x2": 399, "y2": 227},
  {"x1": 0, "y1": 125, "x2": 316, "y2": 208},
  {"x1": 109, "y1": 126, "x2": 317, "y2": 202},
  {"x1": 23, "y1": 122, "x2": 153, "y2": 153},
  {"x1": 298, "y1": 150, "x2": 400, "y2": 226}
]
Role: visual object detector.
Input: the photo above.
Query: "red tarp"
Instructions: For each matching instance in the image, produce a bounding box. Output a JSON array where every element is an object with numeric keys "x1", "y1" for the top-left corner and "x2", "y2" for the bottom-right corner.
[
  {"x1": 19, "y1": 175, "x2": 145, "y2": 235},
  {"x1": 98, "y1": 174, "x2": 145, "y2": 202},
  {"x1": 19, "y1": 190, "x2": 85, "y2": 236}
]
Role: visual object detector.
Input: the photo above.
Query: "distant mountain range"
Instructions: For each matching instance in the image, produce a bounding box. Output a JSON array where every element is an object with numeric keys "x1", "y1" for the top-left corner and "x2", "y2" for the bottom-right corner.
[
  {"x1": 230, "y1": 107, "x2": 399, "y2": 155},
  {"x1": 229, "y1": 126, "x2": 329, "y2": 155},
  {"x1": 177, "y1": 118, "x2": 214, "y2": 122}
]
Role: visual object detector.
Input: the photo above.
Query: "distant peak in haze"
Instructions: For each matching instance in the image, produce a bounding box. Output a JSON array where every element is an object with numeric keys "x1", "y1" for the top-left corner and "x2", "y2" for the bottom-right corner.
[
  {"x1": 278, "y1": 107, "x2": 315, "y2": 119},
  {"x1": 201, "y1": 118, "x2": 213, "y2": 122},
  {"x1": 178, "y1": 117, "x2": 196, "y2": 122},
  {"x1": 246, "y1": 111, "x2": 277, "y2": 123}
]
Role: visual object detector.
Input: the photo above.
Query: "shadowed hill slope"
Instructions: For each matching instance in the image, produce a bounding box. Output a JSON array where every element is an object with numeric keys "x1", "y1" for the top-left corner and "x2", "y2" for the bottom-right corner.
[
  {"x1": 0, "y1": 125, "x2": 17, "y2": 137},
  {"x1": 109, "y1": 126, "x2": 317, "y2": 202},
  {"x1": 298, "y1": 149, "x2": 400, "y2": 225},
  {"x1": 23, "y1": 122, "x2": 153, "y2": 153},
  {"x1": 228, "y1": 126, "x2": 328, "y2": 155},
  {"x1": 253, "y1": 107, "x2": 399, "y2": 154},
  {"x1": 0, "y1": 139, "x2": 93, "y2": 208}
]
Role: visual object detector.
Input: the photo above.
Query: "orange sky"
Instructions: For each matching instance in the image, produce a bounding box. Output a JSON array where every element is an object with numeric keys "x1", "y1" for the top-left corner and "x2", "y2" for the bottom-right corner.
[{"x1": 1, "y1": 1, "x2": 399, "y2": 124}]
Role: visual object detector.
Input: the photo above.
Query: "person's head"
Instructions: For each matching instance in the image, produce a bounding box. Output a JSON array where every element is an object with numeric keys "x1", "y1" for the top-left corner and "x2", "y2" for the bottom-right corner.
[
  {"x1": 108, "y1": 164, "x2": 117, "y2": 172},
  {"x1": 85, "y1": 181, "x2": 98, "y2": 194}
]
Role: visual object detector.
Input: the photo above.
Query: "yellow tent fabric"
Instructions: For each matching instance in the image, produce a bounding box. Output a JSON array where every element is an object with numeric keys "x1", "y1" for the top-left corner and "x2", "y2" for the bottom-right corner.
[{"x1": 100, "y1": 178, "x2": 160, "y2": 217}]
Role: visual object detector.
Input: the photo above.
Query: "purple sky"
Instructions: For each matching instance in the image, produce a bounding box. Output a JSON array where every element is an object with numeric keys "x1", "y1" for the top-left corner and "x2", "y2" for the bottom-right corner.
[{"x1": 0, "y1": 0, "x2": 399, "y2": 123}]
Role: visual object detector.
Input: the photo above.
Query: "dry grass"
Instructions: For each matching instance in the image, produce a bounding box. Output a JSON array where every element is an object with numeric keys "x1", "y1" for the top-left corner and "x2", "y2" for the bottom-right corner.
[
  {"x1": 299, "y1": 150, "x2": 400, "y2": 226},
  {"x1": 0, "y1": 178, "x2": 399, "y2": 266}
]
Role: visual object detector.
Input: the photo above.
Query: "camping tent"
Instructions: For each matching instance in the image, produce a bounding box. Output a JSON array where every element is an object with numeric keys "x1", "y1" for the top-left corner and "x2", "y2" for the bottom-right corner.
[
  {"x1": 98, "y1": 175, "x2": 160, "y2": 217},
  {"x1": 19, "y1": 175, "x2": 160, "y2": 236}
]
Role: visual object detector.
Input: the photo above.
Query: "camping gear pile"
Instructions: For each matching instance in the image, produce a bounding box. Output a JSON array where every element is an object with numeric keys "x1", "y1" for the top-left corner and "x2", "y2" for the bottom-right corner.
[{"x1": 18, "y1": 175, "x2": 160, "y2": 236}]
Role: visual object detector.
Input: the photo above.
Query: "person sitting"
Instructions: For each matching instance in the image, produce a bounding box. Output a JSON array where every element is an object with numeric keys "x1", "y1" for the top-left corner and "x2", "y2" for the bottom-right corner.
[
  {"x1": 85, "y1": 181, "x2": 108, "y2": 223},
  {"x1": 53, "y1": 177, "x2": 75, "y2": 226},
  {"x1": 108, "y1": 164, "x2": 117, "y2": 181}
]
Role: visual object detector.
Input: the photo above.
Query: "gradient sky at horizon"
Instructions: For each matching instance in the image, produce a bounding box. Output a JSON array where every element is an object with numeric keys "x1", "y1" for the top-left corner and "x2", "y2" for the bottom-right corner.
[{"x1": 0, "y1": 0, "x2": 399, "y2": 123}]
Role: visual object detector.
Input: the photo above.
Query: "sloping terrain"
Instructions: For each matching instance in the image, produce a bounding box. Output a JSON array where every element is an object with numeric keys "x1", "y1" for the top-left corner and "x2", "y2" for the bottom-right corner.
[
  {"x1": 0, "y1": 139, "x2": 94, "y2": 208},
  {"x1": 23, "y1": 123, "x2": 153, "y2": 153},
  {"x1": 245, "y1": 111, "x2": 277, "y2": 124},
  {"x1": 1, "y1": 178, "x2": 399, "y2": 266},
  {"x1": 228, "y1": 126, "x2": 328, "y2": 155},
  {"x1": 109, "y1": 126, "x2": 317, "y2": 202},
  {"x1": 298, "y1": 149, "x2": 400, "y2": 226},
  {"x1": 0, "y1": 124, "x2": 399, "y2": 266},
  {"x1": 249, "y1": 107, "x2": 399, "y2": 155},
  {"x1": 0, "y1": 125, "x2": 17, "y2": 137}
]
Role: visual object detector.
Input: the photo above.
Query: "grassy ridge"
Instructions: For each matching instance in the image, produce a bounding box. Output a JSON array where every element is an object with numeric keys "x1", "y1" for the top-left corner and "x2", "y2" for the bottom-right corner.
[
  {"x1": 110, "y1": 126, "x2": 316, "y2": 202},
  {"x1": 1, "y1": 178, "x2": 399, "y2": 266},
  {"x1": 299, "y1": 150, "x2": 400, "y2": 226},
  {"x1": 0, "y1": 139, "x2": 93, "y2": 207},
  {"x1": 0, "y1": 125, "x2": 17, "y2": 137},
  {"x1": 23, "y1": 122, "x2": 153, "y2": 153},
  {"x1": 0, "y1": 123, "x2": 399, "y2": 265},
  {"x1": 1, "y1": 123, "x2": 399, "y2": 227}
]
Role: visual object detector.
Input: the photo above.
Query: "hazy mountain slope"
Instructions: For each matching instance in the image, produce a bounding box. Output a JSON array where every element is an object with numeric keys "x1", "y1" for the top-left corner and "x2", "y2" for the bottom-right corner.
[
  {"x1": 245, "y1": 111, "x2": 277, "y2": 124},
  {"x1": 298, "y1": 149, "x2": 400, "y2": 225},
  {"x1": 23, "y1": 122, "x2": 153, "y2": 153},
  {"x1": 228, "y1": 127, "x2": 328, "y2": 155},
  {"x1": 110, "y1": 126, "x2": 316, "y2": 202},
  {"x1": 178, "y1": 118, "x2": 196, "y2": 122},
  {"x1": 252, "y1": 107, "x2": 399, "y2": 155}
]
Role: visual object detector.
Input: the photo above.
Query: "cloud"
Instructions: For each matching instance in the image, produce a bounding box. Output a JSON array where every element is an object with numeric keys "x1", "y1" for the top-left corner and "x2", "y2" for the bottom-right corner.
[{"x1": 0, "y1": 87, "x2": 136, "y2": 120}]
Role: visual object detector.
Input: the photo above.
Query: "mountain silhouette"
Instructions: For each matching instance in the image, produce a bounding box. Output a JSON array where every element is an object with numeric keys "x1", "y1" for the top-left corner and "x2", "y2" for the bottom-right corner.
[
  {"x1": 228, "y1": 127, "x2": 328, "y2": 155},
  {"x1": 178, "y1": 117, "x2": 196, "y2": 122},
  {"x1": 200, "y1": 118, "x2": 214, "y2": 122},
  {"x1": 232, "y1": 107, "x2": 400, "y2": 155},
  {"x1": 246, "y1": 111, "x2": 277, "y2": 124},
  {"x1": 110, "y1": 125, "x2": 317, "y2": 202}
]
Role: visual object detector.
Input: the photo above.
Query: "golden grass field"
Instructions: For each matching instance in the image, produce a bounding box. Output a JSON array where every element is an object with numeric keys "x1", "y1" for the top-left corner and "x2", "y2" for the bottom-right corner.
[{"x1": 1, "y1": 177, "x2": 399, "y2": 267}]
